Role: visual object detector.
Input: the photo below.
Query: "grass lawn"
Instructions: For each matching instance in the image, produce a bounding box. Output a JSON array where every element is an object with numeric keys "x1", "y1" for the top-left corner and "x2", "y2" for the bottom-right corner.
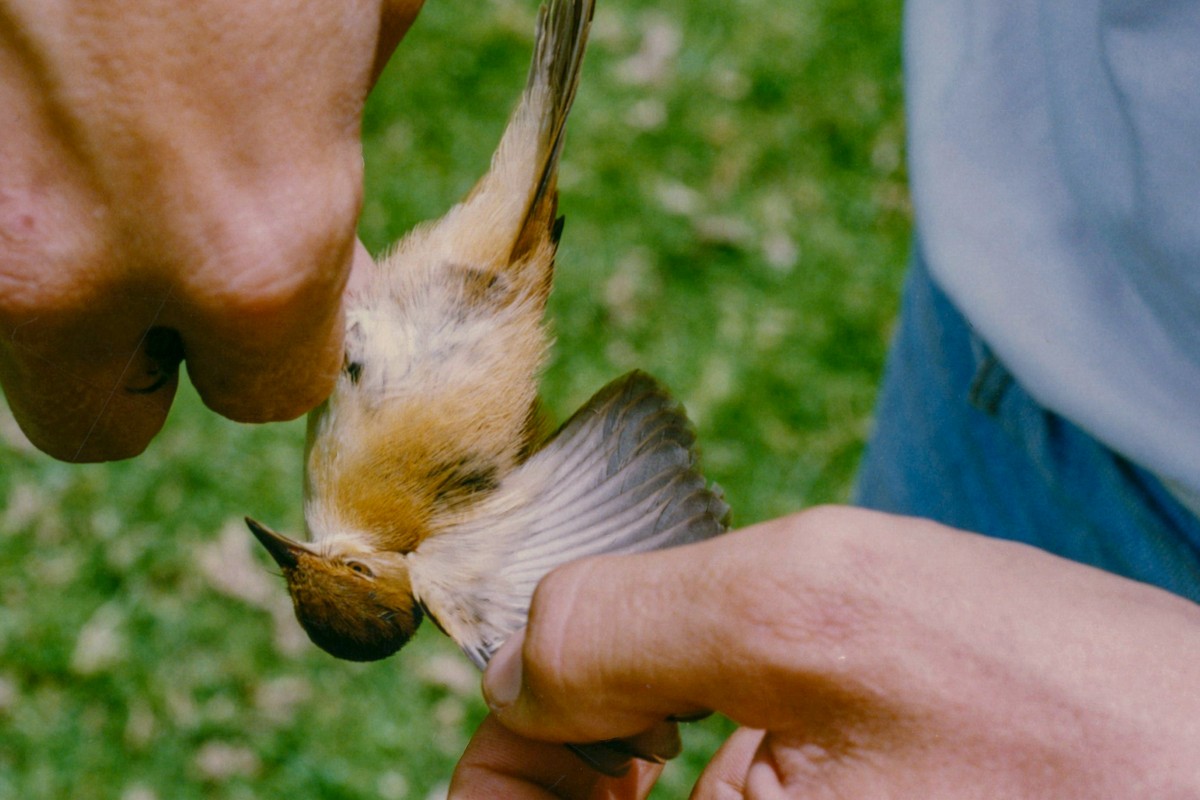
[{"x1": 0, "y1": 0, "x2": 909, "y2": 796}]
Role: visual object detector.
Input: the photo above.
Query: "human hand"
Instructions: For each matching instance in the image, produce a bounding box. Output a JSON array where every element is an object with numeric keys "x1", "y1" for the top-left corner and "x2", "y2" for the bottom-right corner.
[
  {"x1": 0, "y1": 0, "x2": 423, "y2": 461},
  {"x1": 450, "y1": 506, "x2": 1200, "y2": 798}
]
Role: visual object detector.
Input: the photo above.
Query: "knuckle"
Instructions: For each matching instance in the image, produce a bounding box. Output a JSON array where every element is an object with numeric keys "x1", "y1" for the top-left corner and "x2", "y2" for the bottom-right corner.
[
  {"x1": 0, "y1": 159, "x2": 126, "y2": 322},
  {"x1": 521, "y1": 558, "x2": 603, "y2": 707},
  {"x1": 0, "y1": 244, "x2": 105, "y2": 325},
  {"x1": 0, "y1": 268, "x2": 64, "y2": 321},
  {"x1": 1, "y1": 370, "x2": 167, "y2": 463},
  {"x1": 190, "y1": 174, "x2": 361, "y2": 323},
  {"x1": 192, "y1": 336, "x2": 340, "y2": 423},
  {"x1": 522, "y1": 571, "x2": 577, "y2": 691},
  {"x1": 203, "y1": 383, "x2": 325, "y2": 425},
  {"x1": 203, "y1": 237, "x2": 344, "y2": 322},
  {"x1": 211, "y1": 257, "x2": 337, "y2": 325}
]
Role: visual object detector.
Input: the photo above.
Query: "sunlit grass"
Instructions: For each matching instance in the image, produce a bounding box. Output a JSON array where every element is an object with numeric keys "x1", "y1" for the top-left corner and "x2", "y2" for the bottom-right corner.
[{"x1": 0, "y1": 0, "x2": 907, "y2": 796}]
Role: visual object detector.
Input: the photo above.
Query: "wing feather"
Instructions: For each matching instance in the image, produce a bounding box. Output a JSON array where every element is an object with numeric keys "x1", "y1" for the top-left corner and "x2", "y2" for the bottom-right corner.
[{"x1": 408, "y1": 371, "x2": 730, "y2": 668}]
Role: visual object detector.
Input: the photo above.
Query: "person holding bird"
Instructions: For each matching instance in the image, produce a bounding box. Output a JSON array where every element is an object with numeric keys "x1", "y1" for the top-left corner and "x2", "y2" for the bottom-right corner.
[{"x1": 1, "y1": 0, "x2": 1198, "y2": 798}]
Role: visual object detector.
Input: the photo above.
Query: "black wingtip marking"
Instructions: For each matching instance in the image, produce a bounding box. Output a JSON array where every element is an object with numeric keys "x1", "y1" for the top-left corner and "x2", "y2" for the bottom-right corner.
[
  {"x1": 551, "y1": 215, "x2": 566, "y2": 244},
  {"x1": 429, "y1": 458, "x2": 501, "y2": 504}
]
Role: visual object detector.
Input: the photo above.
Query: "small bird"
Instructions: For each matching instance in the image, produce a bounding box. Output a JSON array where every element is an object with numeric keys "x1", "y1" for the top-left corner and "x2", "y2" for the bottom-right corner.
[{"x1": 246, "y1": 0, "x2": 728, "y2": 776}]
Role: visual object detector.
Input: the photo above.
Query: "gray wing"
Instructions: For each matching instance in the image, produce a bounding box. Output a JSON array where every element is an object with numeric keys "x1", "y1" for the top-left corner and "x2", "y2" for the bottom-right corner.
[{"x1": 409, "y1": 370, "x2": 730, "y2": 670}]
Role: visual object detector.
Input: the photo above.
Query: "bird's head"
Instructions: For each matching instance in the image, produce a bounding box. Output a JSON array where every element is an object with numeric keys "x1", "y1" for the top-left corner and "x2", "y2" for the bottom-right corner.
[{"x1": 245, "y1": 518, "x2": 423, "y2": 662}]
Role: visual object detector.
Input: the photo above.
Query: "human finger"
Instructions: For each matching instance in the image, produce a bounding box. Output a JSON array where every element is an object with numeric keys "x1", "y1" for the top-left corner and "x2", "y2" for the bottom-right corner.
[
  {"x1": 689, "y1": 727, "x2": 764, "y2": 800},
  {"x1": 486, "y1": 629, "x2": 683, "y2": 776},
  {"x1": 166, "y1": 178, "x2": 360, "y2": 423},
  {"x1": 0, "y1": 284, "x2": 182, "y2": 461},
  {"x1": 449, "y1": 714, "x2": 662, "y2": 800},
  {"x1": 481, "y1": 513, "x2": 877, "y2": 744}
]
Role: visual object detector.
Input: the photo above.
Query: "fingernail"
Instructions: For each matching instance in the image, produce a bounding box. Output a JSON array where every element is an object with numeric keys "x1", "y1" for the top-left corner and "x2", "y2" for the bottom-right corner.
[
  {"x1": 347, "y1": 239, "x2": 375, "y2": 295},
  {"x1": 483, "y1": 629, "x2": 525, "y2": 710}
]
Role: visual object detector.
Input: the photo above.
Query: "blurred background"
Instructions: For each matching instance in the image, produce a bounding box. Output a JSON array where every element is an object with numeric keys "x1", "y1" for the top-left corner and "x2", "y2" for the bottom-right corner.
[{"x1": 0, "y1": 0, "x2": 908, "y2": 796}]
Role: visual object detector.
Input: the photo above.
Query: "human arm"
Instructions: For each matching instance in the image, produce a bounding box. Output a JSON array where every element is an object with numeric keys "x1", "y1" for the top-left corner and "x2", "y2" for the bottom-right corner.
[
  {"x1": 450, "y1": 506, "x2": 1200, "y2": 798},
  {"x1": 0, "y1": 0, "x2": 422, "y2": 461}
]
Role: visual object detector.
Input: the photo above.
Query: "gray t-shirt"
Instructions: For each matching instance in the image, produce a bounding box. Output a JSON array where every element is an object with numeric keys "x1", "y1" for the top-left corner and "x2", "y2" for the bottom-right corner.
[{"x1": 906, "y1": 0, "x2": 1200, "y2": 496}]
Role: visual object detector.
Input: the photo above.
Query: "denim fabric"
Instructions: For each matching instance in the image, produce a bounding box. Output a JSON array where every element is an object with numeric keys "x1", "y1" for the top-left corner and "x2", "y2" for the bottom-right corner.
[{"x1": 855, "y1": 245, "x2": 1200, "y2": 602}]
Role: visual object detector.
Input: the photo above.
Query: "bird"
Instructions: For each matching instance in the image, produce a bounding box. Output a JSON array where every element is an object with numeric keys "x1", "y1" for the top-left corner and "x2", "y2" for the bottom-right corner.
[{"x1": 245, "y1": 0, "x2": 729, "y2": 776}]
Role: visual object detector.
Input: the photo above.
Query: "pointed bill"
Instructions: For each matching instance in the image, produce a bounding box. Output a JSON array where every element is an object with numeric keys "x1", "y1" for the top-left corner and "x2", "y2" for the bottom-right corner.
[{"x1": 245, "y1": 517, "x2": 314, "y2": 570}]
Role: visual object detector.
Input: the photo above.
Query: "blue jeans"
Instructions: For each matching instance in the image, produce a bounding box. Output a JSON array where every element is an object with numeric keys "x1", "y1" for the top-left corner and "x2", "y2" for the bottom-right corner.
[{"x1": 855, "y1": 245, "x2": 1200, "y2": 602}]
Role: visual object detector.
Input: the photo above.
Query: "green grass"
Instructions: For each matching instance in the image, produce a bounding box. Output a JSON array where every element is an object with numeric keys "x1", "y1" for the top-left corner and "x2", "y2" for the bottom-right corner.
[{"x1": 0, "y1": 0, "x2": 908, "y2": 797}]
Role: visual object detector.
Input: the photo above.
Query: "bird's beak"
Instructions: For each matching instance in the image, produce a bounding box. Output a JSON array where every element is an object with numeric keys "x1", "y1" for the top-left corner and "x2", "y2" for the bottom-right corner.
[{"x1": 245, "y1": 517, "x2": 312, "y2": 569}]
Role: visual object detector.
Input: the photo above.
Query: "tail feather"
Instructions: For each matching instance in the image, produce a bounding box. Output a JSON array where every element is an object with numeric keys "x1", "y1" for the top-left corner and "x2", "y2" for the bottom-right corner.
[
  {"x1": 467, "y1": 0, "x2": 594, "y2": 269},
  {"x1": 513, "y1": 0, "x2": 593, "y2": 250}
]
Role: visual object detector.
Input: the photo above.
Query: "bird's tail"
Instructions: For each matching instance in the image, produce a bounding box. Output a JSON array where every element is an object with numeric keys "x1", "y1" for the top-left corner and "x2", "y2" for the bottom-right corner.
[{"x1": 460, "y1": 0, "x2": 594, "y2": 291}]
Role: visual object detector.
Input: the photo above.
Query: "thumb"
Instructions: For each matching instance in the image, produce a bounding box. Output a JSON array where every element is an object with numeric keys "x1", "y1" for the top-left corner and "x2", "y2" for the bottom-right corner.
[{"x1": 481, "y1": 515, "x2": 855, "y2": 744}]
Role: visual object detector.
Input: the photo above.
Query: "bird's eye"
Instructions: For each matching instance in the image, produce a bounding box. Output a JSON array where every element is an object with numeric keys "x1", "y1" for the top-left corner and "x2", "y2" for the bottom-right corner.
[{"x1": 346, "y1": 561, "x2": 374, "y2": 578}]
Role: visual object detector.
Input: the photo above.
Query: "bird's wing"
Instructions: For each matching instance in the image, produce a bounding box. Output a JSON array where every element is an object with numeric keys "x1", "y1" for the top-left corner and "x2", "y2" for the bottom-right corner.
[{"x1": 408, "y1": 370, "x2": 730, "y2": 669}]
